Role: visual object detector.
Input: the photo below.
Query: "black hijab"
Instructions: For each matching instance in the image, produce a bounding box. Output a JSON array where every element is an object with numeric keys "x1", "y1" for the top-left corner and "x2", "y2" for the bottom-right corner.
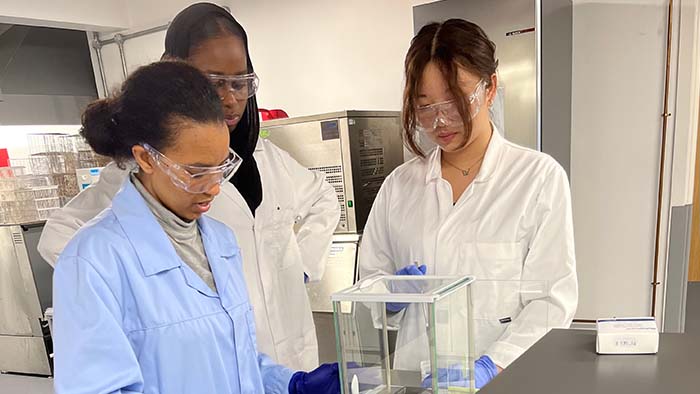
[{"x1": 163, "y1": 2, "x2": 262, "y2": 215}]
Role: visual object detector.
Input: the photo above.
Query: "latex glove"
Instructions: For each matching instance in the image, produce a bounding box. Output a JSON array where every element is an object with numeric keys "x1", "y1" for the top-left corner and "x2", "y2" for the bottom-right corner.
[
  {"x1": 421, "y1": 355, "x2": 499, "y2": 389},
  {"x1": 386, "y1": 264, "x2": 427, "y2": 313},
  {"x1": 288, "y1": 363, "x2": 340, "y2": 394}
]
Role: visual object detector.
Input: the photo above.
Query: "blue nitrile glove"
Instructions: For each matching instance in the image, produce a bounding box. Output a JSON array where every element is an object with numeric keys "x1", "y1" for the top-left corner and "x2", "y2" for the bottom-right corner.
[
  {"x1": 386, "y1": 264, "x2": 427, "y2": 313},
  {"x1": 421, "y1": 355, "x2": 499, "y2": 389},
  {"x1": 288, "y1": 362, "x2": 340, "y2": 394}
]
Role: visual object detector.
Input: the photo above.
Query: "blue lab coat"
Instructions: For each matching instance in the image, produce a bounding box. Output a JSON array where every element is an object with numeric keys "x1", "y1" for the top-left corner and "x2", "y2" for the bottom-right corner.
[{"x1": 52, "y1": 179, "x2": 294, "y2": 393}]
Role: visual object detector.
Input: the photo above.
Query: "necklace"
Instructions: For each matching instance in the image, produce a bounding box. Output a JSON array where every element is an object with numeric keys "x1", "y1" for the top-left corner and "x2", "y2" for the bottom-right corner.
[{"x1": 442, "y1": 152, "x2": 487, "y2": 177}]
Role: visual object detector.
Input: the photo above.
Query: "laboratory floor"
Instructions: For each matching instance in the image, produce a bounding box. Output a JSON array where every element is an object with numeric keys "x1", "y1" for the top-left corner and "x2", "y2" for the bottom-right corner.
[{"x1": 686, "y1": 281, "x2": 700, "y2": 335}]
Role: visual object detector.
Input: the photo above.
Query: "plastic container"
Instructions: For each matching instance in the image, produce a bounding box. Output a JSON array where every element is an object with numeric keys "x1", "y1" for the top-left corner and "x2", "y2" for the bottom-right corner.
[
  {"x1": 52, "y1": 173, "x2": 79, "y2": 198},
  {"x1": 35, "y1": 197, "x2": 61, "y2": 210},
  {"x1": 9, "y1": 159, "x2": 33, "y2": 175},
  {"x1": 0, "y1": 178, "x2": 18, "y2": 192},
  {"x1": 78, "y1": 152, "x2": 112, "y2": 169},
  {"x1": 30, "y1": 155, "x2": 52, "y2": 175},
  {"x1": 49, "y1": 153, "x2": 78, "y2": 174},
  {"x1": 63, "y1": 135, "x2": 90, "y2": 152},
  {"x1": 27, "y1": 133, "x2": 69, "y2": 155},
  {"x1": 0, "y1": 188, "x2": 35, "y2": 202},
  {"x1": 0, "y1": 200, "x2": 38, "y2": 224},
  {"x1": 37, "y1": 208, "x2": 59, "y2": 220},
  {"x1": 33, "y1": 186, "x2": 60, "y2": 200},
  {"x1": 0, "y1": 167, "x2": 26, "y2": 178},
  {"x1": 18, "y1": 176, "x2": 52, "y2": 189}
]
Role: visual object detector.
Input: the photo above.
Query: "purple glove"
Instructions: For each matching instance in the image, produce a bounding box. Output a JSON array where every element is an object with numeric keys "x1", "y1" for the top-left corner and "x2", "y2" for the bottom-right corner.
[
  {"x1": 422, "y1": 355, "x2": 499, "y2": 389},
  {"x1": 288, "y1": 363, "x2": 340, "y2": 394},
  {"x1": 387, "y1": 264, "x2": 427, "y2": 312}
]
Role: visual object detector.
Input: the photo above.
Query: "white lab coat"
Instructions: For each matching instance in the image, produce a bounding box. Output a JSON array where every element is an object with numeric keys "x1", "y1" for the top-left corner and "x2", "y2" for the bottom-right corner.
[
  {"x1": 39, "y1": 138, "x2": 340, "y2": 371},
  {"x1": 38, "y1": 161, "x2": 130, "y2": 266},
  {"x1": 359, "y1": 129, "x2": 577, "y2": 370}
]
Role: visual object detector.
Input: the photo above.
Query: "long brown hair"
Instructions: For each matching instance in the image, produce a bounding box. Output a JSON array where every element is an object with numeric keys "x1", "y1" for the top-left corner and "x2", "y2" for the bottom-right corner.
[{"x1": 403, "y1": 19, "x2": 498, "y2": 157}]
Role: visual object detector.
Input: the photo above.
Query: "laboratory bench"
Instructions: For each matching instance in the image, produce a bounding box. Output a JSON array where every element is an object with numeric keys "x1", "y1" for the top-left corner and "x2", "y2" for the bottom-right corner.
[
  {"x1": 4, "y1": 329, "x2": 698, "y2": 393},
  {"x1": 480, "y1": 328, "x2": 700, "y2": 394}
]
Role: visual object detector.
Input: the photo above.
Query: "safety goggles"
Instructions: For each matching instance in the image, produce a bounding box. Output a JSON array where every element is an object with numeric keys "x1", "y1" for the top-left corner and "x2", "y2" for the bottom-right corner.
[
  {"x1": 142, "y1": 143, "x2": 242, "y2": 194},
  {"x1": 415, "y1": 79, "x2": 486, "y2": 133},
  {"x1": 206, "y1": 72, "x2": 259, "y2": 101}
]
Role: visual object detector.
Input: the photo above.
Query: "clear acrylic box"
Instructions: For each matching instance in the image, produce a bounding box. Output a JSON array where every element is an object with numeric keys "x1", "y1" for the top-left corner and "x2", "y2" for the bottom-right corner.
[
  {"x1": 332, "y1": 275, "x2": 477, "y2": 394},
  {"x1": 332, "y1": 277, "x2": 551, "y2": 394}
]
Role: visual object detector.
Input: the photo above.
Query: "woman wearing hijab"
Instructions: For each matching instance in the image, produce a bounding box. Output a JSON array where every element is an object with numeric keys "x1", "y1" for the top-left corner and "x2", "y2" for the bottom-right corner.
[{"x1": 39, "y1": 2, "x2": 340, "y2": 372}]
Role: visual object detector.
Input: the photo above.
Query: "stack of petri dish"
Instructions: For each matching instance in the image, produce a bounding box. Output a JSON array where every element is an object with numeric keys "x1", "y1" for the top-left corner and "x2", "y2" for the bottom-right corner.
[{"x1": 27, "y1": 133, "x2": 80, "y2": 202}]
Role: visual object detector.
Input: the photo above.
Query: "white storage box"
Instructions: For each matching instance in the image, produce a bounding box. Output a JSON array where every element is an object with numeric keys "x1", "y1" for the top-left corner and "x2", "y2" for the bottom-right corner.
[{"x1": 596, "y1": 317, "x2": 659, "y2": 354}]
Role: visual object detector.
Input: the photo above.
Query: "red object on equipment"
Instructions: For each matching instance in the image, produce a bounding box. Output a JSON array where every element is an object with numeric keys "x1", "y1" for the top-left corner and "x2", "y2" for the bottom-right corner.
[
  {"x1": 0, "y1": 149, "x2": 9, "y2": 167},
  {"x1": 259, "y1": 109, "x2": 289, "y2": 121}
]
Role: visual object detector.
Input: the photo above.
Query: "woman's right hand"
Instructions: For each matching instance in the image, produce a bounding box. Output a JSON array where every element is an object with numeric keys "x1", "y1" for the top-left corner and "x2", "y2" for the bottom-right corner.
[
  {"x1": 395, "y1": 264, "x2": 427, "y2": 276},
  {"x1": 387, "y1": 264, "x2": 427, "y2": 312}
]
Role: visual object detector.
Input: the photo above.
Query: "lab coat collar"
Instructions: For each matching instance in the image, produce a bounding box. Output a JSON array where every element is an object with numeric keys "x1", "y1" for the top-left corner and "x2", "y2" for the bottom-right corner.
[
  {"x1": 255, "y1": 138, "x2": 264, "y2": 152},
  {"x1": 111, "y1": 179, "x2": 183, "y2": 276},
  {"x1": 424, "y1": 123, "x2": 505, "y2": 184},
  {"x1": 198, "y1": 215, "x2": 238, "y2": 258},
  {"x1": 474, "y1": 125, "x2": 505, "y2": 183},
  {"x1": 198, "y1": 216, "x2": 239, "y2": 299}
]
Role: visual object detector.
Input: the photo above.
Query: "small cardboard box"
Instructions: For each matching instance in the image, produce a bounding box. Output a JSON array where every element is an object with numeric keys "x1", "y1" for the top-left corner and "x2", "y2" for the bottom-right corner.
[{"x1": 596, "y1": 317, "x2": 659, "y2": 354}]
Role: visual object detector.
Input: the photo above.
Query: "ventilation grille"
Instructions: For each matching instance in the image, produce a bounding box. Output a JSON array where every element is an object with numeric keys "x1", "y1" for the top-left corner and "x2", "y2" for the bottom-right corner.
[
  {"x1": 12, "y1": 232, "x2": 24, "y2": 245},
  {"x1": 309, "y1": 165, "x2": 342, "y2": 175},
  {"x1": 310, "y1": 165, "x2": 347, "y2": 230},
  {"x1": 358, "y1": 146, "x2": 386, "y2": 204}
]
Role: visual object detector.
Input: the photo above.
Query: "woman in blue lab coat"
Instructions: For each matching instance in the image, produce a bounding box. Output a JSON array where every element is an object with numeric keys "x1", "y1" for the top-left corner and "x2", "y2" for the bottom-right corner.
[
  {"x1": 51, "y1": 61, "x2": 338, "y2": 394},
  {"x1": 39, "y1": 2, "x2": 340, "y2": 374}
]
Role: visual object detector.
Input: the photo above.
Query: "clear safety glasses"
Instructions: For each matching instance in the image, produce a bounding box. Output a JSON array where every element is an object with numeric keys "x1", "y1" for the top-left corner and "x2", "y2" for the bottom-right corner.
[
  {"x1": 206, "y1": 72, "x2": 259, "y2": 101},
  {"x1": 415, "y1": 79, "x2": 487, "y2": 133},
  {"x1": 142, "y1": 143, "x2": 242, "y2": 194}
]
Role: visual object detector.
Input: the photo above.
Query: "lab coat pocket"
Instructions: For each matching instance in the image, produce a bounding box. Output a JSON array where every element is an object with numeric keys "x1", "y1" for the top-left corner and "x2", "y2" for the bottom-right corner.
[
  {"x1": 243, "y1": 305, "x2": 259, "y2": 352},
  {"x1": 231, "y1": 304, "x2": 264, "y2": 391},
  {"x1": 260, "y1": 206, "x2": 299, "y2": 270},
  {"x1": 463, "y1": 242, "x2": 525, "y2": 348},
  {"x1": 463, "y1": 242, "x2": 525, "y2": 281}
]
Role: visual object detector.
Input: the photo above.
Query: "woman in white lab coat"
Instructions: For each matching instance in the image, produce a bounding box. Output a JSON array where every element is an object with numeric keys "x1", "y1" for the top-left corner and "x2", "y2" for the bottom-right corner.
[
  {"x1": 359, "y1": 19, "x2": 578, "y2": 389},
  {"x1": 39, "y1": 2, "x2": 339, "y2": 371}
]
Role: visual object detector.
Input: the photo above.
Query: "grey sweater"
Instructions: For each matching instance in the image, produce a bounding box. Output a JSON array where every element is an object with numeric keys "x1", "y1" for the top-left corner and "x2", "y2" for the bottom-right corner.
[{"x1": 131, "y1": 174, "x2": 217, "y2": 293}]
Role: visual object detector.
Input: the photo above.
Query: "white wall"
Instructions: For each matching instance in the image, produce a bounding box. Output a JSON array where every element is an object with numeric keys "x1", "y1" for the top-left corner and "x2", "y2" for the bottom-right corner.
[
  {"x1": 232, "y1": 0, "x2": 414, "y2": 116},
  {"x1": 570, "y1": 0, "x2": 671, "y2": 320},
  {"x1": 95, "y1": 0, "x2": 420, "y2": 115},
  {"x1": 0, "y1": 125, "x2": 80, "y2": 160},
  {"x1": 0, "y1": 0, "x2": 128, "y2": 31}
]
